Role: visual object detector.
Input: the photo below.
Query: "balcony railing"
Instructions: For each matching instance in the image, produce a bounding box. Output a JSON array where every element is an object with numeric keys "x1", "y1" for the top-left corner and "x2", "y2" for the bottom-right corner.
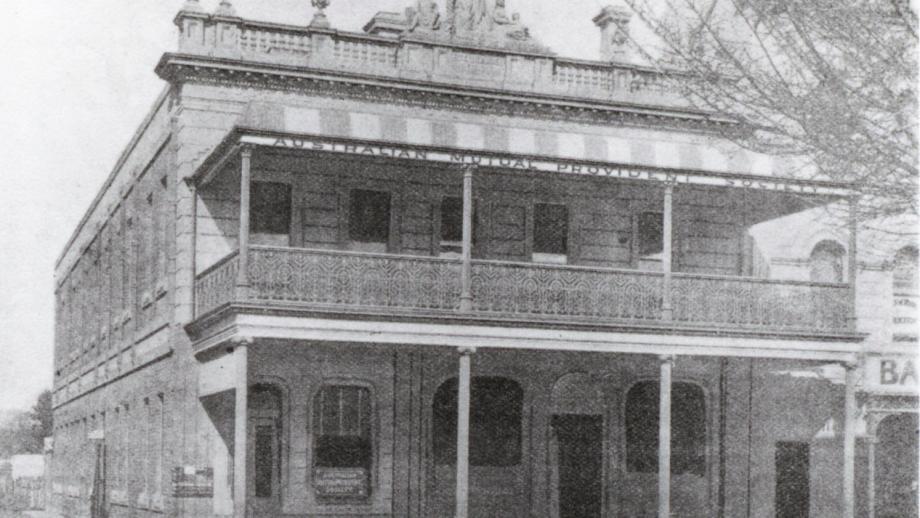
[{"x1": 194, "y1": 246, "x2": 851, "y2": 335}]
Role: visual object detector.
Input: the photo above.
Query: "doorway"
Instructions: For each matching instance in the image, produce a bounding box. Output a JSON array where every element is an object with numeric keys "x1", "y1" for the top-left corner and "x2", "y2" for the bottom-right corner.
[
  {"x1": 551, "y1": 414, "x2": 603, "y2": 518},
  {"x1": 775, "y1": 441, "x2": 809, "y2": 518},
  {"x1": 248, "y1": 384, "x2": 282, "y2": 517}
]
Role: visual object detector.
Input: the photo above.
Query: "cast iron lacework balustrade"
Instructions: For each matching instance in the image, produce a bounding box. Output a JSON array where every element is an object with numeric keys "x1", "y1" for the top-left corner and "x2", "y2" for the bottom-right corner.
[
  {"x1": 247, "y1": 246, "x2": 461, "y2": 311},
  {"x1": 193, "y1": 246, "x2": 850, "y2": 333},
  {"x1": 194, "y1": 252, "x2": 238, "y2": 317},
  {"x1": 671, "y1": 274, "x2": 849, "y2": 332},
  {"x1": 470, "y1": 260, "x2": 663, "y2": 321}
]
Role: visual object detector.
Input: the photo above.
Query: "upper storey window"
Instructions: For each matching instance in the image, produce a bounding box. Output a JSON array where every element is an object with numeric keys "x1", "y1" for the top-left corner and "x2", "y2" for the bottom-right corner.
[
  {"x1": 809, "y1": 240, "x2": 845, "y2": 283},
  {"x1": 348, "y1": 189, "x2": 391, "y2": 253},
  {"x1": 251, "y1": 182, "x2": 292, "y2": 247},
  {"x1": 533, "y1": 203, "x2": 568, "y2": 264},
  {"x1": 637, "y1": 212, "x2": 664, "y2": 271},
  {"x1": 893, "y1": 246, "x2": 918, "y2": 296},
  {"x1": 441, "y1": 197, "x2": 478, "y2": 258},
  {"x1": 892, "y1": 246, "x2": 918, "y2": 342}
]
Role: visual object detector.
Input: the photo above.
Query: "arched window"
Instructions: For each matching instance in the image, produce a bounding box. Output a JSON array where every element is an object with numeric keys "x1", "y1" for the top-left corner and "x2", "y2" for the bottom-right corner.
[
  {"x1": 893, "y1": 247, "x2": 918, "y2": 296},
  {"x1": 432, "y1": 377, "x2": 523, "y2": 467},
  {"x1": 625, "y1": 381, "x2": 706, "y2": 476},
  {"x1": 809, "y1": 240, "x2": 845, "y2": 283},
  {"x1": 876, "y1": 413, "x2": 919, "y2": 516},
  {"x1": 312, "y1": 384, "x2": 373, "y2": 499}
]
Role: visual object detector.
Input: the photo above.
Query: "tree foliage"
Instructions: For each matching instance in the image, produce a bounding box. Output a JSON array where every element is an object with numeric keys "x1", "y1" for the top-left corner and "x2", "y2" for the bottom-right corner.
[
  {"x1": 0, "y1": 390, "x2": 52, "y2": 457},
  {"x1": 624, "y1": 0, "x2": 918, "y2": 221}
]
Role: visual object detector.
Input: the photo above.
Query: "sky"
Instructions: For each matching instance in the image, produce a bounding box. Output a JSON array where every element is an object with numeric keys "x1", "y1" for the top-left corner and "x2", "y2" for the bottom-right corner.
[{"x1": 0, "y1": 0, "x2": 620, "y2": 413}]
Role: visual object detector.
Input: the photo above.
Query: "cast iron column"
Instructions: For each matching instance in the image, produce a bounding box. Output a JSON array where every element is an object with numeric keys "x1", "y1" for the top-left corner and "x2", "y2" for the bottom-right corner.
[
  {"x1": 456, "y1": 347, "x2": 475, "y2": 518},
  {"x1": 662, "y1": 183, "x2": 674, "y2": 320},
  {"x1": 233, "y1": 338, "x2": 251, "y2": 518},
  {"x1": 460, "y1": 166, "x2": 474, "y2": 312},
  {"x1": 659, "y1": 355, "x2": 674, "y2": 518},
  {"x1": 237, "y1": 146, "x2": 253, "y2": 299},
  {"x1": 843, "y1": 362, "x2": 857, "y2": 518}
]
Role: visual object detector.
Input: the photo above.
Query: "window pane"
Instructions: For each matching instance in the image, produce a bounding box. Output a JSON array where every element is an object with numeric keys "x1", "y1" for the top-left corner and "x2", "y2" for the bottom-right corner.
[
  {"x1": 534, "y1": 204, "x2": 568, "y2": 255},
  {"x1": 251, "y1": 182, "x2": 292, "y2": 236},
  {"x1": 441, "y1": 197, "x2": 463, "y2": 243},
  {"x1": 625, "y1": 381, "x2": 706, "y2": 475},
  {"x1": 638, "y1": 212, "x2": 663, "y2": 257},
  {"x1": 349, "y1": 190, "x2": 391, "y2": 243},
  {"x1": 313, "y1": 386, "x2": 373, "y2": 470},
  {"x1": 432, "y1": 377, "x2": 523, "y2": 467}
]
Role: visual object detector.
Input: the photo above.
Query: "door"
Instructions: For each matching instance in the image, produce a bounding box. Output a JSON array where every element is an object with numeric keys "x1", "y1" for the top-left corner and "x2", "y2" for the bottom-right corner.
[
  {"x1": 551, "y1": 414, "x2": 603, "y2": 518},
  {"x1": 248, "y1": 384, "x2": 283, "y2": 517},
  {"x1": 775, "y1": 442, "x2": 809, "y2": 518},
  {"x1": 249, "y1": 417, "x2": 280, "y2": 516}
]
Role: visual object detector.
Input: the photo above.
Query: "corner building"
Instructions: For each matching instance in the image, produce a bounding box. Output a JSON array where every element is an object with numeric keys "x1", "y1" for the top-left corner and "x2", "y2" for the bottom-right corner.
[{"x1": 50, "y1": 1, "x2": 871, "y2": 517}]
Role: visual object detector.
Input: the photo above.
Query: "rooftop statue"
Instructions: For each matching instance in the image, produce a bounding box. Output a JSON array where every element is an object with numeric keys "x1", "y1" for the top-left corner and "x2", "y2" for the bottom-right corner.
[{"x1": 403, "y1": 0, "x2": 550, "y2": 53}]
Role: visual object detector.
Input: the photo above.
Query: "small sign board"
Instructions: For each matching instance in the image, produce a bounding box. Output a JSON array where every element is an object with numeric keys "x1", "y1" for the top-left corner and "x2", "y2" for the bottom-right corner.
[
  {"x1": 865, "y1": 357, "x2": 918, "y2": 395},
  {"x1": 314, "y1": 468, "x2": 369, "y2": 498},
  {"x1": 171, "y1": 466, "x2": 213, "y2": 498}
]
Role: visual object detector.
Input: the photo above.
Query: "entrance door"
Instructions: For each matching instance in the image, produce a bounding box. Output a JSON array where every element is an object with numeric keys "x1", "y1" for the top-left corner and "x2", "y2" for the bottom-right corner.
[
  {"x1": 552, "y1": 414, "x2": 603, "y2": 518},
  {"x1": 248, "y1": 384, "x2": 282, "y2": 517},
  {"x1": 775, "y1": 442, "x2": 809, "y2": 518}
]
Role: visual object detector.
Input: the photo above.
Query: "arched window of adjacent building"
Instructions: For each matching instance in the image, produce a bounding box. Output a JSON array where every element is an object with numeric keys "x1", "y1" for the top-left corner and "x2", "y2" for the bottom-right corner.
[
  {"x1": 809, "y1": 240, "x2": 845, "y2": 283},
  {"x1": 625, "y1": 381, "x2": 706, "y2": 476},
  {"x1": 893, "y1": 247, "x2": 918, "y2": 296},
  {"x1": 432, "y1": 377, "x2": 523, "y2": 467},
  {"x1": 875, "y1": 413, "x2": 919, "y2": 516},
  {"x1": 312, "y1": 384, "x2": 373, "y2": 499}
]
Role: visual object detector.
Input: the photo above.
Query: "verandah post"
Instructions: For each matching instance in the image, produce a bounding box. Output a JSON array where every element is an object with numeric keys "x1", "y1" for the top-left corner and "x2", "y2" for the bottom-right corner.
[
  {"x1": 659, "y1": 355, "x2": 674, "y2": 518},
  {"x1": 662, "y1": 183, "x2": 674, "y2": 320},
  {"x1": 460, "y1": 166, "x2": 475, "y2": 312},
  {"x1": 455, "y1": 347, "x2": 475, "y2": 518},
  {"x1": 843, "y1": 361, "x2": 857, "y2": 518},
  {"x1": 237, "y1": 146, "x2": 253, "y2": 300},
  {"x1": 847, "y1": 195, "x2": 859, "y2": 329},
  {"x1": 232, "y1": 337, "x2": 251, "y2": 518}
]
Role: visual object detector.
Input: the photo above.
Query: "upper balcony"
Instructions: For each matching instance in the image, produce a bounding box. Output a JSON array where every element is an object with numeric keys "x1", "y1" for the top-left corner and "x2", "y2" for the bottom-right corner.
[{"x1": 188, "y1": 134, "x2": 858, "y2": 341}]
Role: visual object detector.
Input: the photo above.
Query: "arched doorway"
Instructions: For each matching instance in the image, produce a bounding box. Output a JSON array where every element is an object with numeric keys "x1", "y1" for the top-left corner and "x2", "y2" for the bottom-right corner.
[
  {"x1": 875, "y1": 413, "x2": 918, "y2": 518},
  {"x1": 248, "y1": 383, "x2": 283, "y2": 516}
]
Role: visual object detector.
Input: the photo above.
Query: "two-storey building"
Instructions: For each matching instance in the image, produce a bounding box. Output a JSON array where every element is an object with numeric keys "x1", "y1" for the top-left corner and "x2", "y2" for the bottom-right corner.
[
  {"x1": 753, "y1": 209, "x2": 918, "y2": 518},
  {"x1": 49, "y1": 2, "x2": 868, "y2": 517}
]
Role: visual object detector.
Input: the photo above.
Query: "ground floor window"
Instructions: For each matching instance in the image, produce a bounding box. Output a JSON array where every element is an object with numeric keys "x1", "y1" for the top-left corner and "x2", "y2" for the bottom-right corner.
[
  {"x1": 625, "y1": 381, "x2": 706, "y2": 476},
  {"x1": 432, "y1": 376, "x2": 523, "y2": 467},
  {"x1": 312, "y1": 384, "x2": 373, "y2": 499}
]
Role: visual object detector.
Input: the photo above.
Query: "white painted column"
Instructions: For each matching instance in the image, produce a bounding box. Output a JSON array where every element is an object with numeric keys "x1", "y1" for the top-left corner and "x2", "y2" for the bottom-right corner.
[
  {"x1": 460, "y1": 166, "x2": 474, "y2": 312},
  {"x1": 659, "y1": 355, "x2": 674, "y2": 518},
  {"x1": 867, "y1": 431, "x2": 877, "y2": 518},
  {"x1": 848, "y1": 196, "x2": 859, "y2": 330},
  {"x1": 455, "y1": 347, "x2": 475, "y2": 518},
  {"x1": 662, "y1": 183, "x2": 674, "y2": 320},
  {"x1": 233, "y1": 340, "x2": 250, "y2": 518},
  {"x1": 843, "y1": 362, "x2": 857, "y2": 518},
  {"x1": 237, "y1": 147, "x2": 253, "y2": 299}
]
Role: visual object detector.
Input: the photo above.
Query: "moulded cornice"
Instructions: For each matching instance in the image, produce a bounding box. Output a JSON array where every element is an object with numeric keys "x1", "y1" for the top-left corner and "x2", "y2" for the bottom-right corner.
[{"x1": 155, "y1": 54, "x2": 735, "y2": 133}]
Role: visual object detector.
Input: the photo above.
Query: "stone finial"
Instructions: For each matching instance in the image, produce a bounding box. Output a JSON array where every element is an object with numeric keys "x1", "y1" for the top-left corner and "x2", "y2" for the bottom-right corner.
[
  {"x1": 310, "y1": 0, "x2": 332, "y2": 28},
  {"x1": 179, "y1": 0, "x2": 205, "y2": 13},
  {"x1": 594, "y1": 4, "x2": 633, "y2": 62},
  {"x1": 215, "y1": 0, "x2": 238, "y2": 17}
]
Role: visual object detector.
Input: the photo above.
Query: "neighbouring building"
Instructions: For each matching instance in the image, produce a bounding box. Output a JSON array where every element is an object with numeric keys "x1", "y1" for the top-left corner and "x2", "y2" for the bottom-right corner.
[
  {"x1": 50, "y1": 1, "x2": 886, "y2": 517},
  {"x1": 754, "y1": 210, "x2": 919, "y2": 518}
]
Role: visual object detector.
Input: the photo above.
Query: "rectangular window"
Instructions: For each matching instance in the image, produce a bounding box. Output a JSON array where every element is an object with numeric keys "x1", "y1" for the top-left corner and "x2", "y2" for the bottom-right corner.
[
  {"x1": 251, "y1": 182, "x2": 292, "y2": 246},
  {"x1": 440, "y1": 197, "x2": 477, "y2": 258},
  {"x1": 637, "y1": 212, "x2": 664, "y2": 258},
  {"x1": 533, "y1": 203, "x2": 568, "y2": 264},
  {"x1": 313, "y1": 385, "x2": 372, "y2": 499},
  {"x1": 348, "y1": 190, "x2": 391, "y2": 252}
]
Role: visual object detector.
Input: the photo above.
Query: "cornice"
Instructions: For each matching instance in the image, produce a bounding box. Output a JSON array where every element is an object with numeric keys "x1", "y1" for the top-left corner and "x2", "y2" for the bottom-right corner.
[{"x1": 156, "y1": 53, "x2": 737, "y2": 133}]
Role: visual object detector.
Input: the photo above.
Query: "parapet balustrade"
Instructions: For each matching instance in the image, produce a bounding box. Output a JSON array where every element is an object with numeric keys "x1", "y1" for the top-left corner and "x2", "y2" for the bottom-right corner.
[
  {"x1": 194, "y1": 246, "x2": 851, "y2": 335},
  {"x1": 174, "y1": 12, "x2": 686, "y2": 106}
]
